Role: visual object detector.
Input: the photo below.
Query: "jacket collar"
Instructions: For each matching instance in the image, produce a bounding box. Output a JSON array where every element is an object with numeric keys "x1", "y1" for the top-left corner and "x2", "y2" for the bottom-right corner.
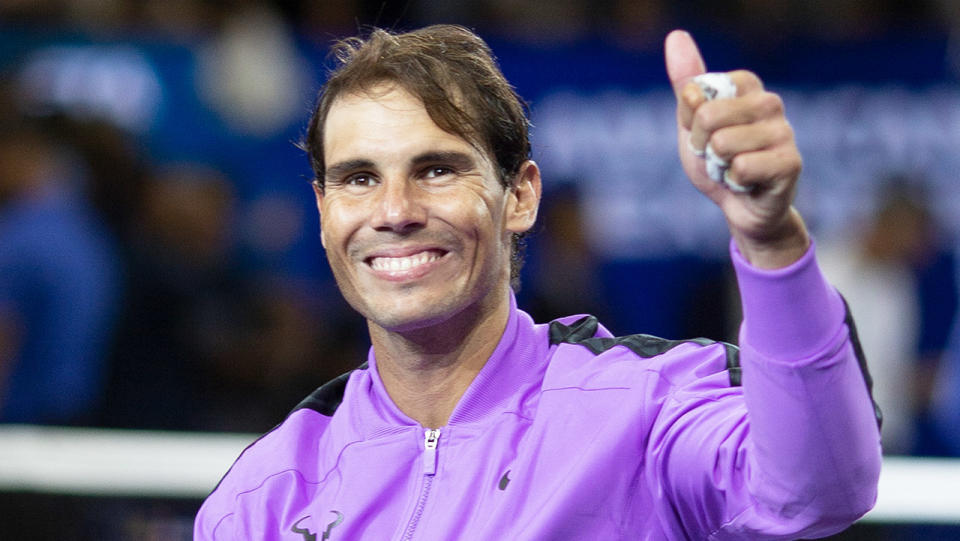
[{"x1": 363, "y1": 292, "x2": 550, "y2": 428}]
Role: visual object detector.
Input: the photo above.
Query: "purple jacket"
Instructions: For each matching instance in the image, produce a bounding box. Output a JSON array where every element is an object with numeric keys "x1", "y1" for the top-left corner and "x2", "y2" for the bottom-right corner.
[{"x1": 196, "y1": 243, "x2": 881, "y2": 540}]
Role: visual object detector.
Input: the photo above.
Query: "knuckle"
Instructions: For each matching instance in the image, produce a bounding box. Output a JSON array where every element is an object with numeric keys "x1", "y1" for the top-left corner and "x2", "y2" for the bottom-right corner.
[
  {"x1": 775, "y1": 148, "x2": 803, "y2": 177},
  {"x1": 773, "y1": 121, "x2": 794, "y2": 144},
  {"x1": 709, "y1": 130, "x2": 733, "y2": 158},
  {"x1": 693, "y1": 105, "x2": 716, "y2": 131},
  {"x1": 782, "y1": 120, "x2": 795, "y2": 138},
  {"x1": 760, "y1": 92, "x2": 784, "y2": 115},
  {"x1": 790, "y1": 152, "x2": 804, "y2": 175},
  {"x1": 732, "y1": 69, "x2": 762, "y2": 90},
  {"x1": 729, "y1": 154, "x2": 749, "y2": 178}
]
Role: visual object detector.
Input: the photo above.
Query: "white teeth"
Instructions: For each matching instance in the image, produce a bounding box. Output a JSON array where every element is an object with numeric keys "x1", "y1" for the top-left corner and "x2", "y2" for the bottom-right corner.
[{"x1": 370, "y1": 251, "x2": 440, "y2": 272}]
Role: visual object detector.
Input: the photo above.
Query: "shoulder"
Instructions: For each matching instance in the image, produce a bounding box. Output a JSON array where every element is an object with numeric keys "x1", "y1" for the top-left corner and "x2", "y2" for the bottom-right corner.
[
  {"x1": 195, "y1": 365, "x2": 368, "y2": 537},
  {"x1": 546, "y1": 315, "x2": 741, "y2": 389},
  {"x1": 531, "y1": 314, "x2": 745, "y2": 453},
  {"x1": 292, "y1": 364, "x2": 362, "y2": 416}
]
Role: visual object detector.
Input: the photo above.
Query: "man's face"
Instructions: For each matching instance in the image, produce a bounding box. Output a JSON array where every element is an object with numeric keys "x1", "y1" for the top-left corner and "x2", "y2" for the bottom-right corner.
[{"x1": 317, "y1": 84, "x2": 539, "y2": 334}]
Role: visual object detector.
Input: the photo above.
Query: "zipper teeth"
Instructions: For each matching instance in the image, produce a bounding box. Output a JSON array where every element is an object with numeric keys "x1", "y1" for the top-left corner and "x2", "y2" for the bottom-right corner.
[
  {"x1": 401, "y1": 428, "x2": 440, "y2": 540},
  {"x1": 400, "y1": 475, "x2": 433, "y2": 541}
]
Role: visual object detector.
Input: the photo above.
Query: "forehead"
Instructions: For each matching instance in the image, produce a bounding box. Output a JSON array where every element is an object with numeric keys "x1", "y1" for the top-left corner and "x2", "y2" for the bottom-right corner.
[{"x1": 322, "y1": 84, "x2": 488, "y2": 169}]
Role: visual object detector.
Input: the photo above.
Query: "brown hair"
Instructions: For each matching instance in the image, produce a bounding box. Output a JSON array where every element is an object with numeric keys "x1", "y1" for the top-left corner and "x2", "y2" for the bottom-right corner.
[{"x1": 302, "y1": 24, "x2": 533, "y2": 287}]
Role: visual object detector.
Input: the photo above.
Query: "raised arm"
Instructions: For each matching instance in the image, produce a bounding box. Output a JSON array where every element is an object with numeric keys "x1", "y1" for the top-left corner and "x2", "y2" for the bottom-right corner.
[{"x1": 651, "y1": 30, "x2": 882, "y2": 539}]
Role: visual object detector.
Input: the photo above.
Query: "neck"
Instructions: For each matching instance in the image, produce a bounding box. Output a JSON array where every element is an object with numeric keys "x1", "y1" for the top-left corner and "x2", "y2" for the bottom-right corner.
[{"x1": 369, "y1": 288, "x2": 511, "y2": 429}]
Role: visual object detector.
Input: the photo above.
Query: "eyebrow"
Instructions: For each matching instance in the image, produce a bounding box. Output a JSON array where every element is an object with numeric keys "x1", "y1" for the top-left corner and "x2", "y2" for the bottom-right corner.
[
  {"x1": 324, "y1": 158, "x2": 375, "y2": 183},
  {"x1": 324, "y1": 151, "x2": 478, "y2": 183},
  {"x1": 409, "y1": 151, "x2": 476, "y2": 171}
]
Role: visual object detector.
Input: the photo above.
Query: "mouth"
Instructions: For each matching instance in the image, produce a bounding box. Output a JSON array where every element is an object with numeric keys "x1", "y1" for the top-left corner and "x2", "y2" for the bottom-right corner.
[{"x1": 366, "y1": 248, "x2": 447, "y2": 273}]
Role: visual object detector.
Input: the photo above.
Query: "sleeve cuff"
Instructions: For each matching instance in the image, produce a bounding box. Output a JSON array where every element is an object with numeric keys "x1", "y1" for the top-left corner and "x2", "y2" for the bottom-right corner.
[{"x1": 731, "y1": 238, "x2": 846, "y2": 360}]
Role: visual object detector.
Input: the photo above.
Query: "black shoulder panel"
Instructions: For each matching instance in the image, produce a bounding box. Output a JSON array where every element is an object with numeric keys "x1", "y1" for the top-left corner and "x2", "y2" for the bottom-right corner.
[
  {"x1": 293, "y1": 362, "x2": 369, "y2": 417},
  {"x1": 549, "y1": 316, "x2": 741, "y2": 387},
  {"x1": 203, "y1": 363, "x2": 368, "y2": 501}
]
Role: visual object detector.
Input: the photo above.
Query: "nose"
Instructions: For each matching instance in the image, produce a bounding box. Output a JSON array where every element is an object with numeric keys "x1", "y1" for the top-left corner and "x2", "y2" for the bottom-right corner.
[{"x1": 370, "y1": 177, "x2": 427, "y2": 232}]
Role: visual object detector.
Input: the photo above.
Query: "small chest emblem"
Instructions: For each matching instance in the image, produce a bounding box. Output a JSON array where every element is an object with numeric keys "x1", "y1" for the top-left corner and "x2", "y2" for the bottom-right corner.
[
  {"x1": 291, "y1": 511, "x2": 344, "y2": 540},
  {"x1": 498, "y1": 470, "x2": 511, "y2": 491}
]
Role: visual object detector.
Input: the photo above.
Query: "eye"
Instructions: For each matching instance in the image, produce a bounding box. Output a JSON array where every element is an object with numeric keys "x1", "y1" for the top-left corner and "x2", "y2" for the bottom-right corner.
[
  {"x1": 423, "y1": 166, "x2": 454, "y2": 179},
  {"x1": 345, "y1": 173, "x2": 379, "y2": 187}
]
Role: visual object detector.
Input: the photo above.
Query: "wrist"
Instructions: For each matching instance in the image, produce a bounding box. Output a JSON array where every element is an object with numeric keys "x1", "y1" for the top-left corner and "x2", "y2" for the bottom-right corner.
[{"x1": 731, "y1": 208, "x2": 810, "y2": 269}]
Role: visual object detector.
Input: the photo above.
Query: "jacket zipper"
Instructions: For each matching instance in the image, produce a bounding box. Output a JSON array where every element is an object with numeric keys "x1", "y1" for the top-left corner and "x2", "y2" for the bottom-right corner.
[{"x1": 400, "y1": 428, "x2": 441, "y2": 541}]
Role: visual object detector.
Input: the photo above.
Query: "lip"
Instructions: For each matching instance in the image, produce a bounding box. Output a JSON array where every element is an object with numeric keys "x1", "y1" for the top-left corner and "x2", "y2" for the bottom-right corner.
[{"x1": 363, "y1": 247, "x2": 449, "y2": 282}]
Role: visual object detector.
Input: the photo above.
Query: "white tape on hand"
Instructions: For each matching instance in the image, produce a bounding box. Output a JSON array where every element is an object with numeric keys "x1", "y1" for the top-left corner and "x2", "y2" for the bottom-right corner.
[
  {"x1": 687, "y1": 138, "x2": 706, "y2": 158},
  {"x1": 707, "y1": 138, "x2": 750, "y2": 193},
  {"x1": 694, "y1": 72, "x2": 737, "y2": 101},
  {"x1": 704, "y1": 143, "x2": 728, "y2": 184},
  {"x1": 692, "y1": 73, "x2": 749, "y2": 192}
]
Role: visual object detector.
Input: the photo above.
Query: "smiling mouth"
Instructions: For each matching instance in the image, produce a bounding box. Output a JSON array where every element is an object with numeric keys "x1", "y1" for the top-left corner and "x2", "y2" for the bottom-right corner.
[{"x1": 367, "y1": 250, "x2": 446, "y2": 272}]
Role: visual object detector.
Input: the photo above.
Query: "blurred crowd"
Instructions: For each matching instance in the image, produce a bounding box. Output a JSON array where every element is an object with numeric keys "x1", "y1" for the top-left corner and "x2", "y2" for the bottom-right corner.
[
  {"x1": 0, "y1": 0, "x2": 954, "y2": 43},
  {"x1": 2, "y1": 0, "x2": 959, "y2": 446},
  {"x1": 0, "y1": 0, "x2": 959, "y2": 453}
]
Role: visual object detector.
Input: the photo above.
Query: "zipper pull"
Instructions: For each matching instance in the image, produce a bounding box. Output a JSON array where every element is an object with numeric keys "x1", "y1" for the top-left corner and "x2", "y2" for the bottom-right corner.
[{"x1": 423, "y1": 428, "x2": 440, "y2": 476}]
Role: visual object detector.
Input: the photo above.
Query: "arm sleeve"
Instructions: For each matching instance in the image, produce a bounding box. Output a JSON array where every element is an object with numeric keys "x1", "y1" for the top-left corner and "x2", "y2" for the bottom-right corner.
[
  {"x1": 727, "y1": 239, "x2": 882, "y2": 537},
  {"x1": 649, "y1": 240, "x2": 882, "y2": 540}
]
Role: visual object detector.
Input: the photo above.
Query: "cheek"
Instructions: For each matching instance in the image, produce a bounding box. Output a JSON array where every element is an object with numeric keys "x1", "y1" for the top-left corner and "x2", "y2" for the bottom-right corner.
[
  {"x1": 318, "y1": 213, "x2": 332, "y2": 250},
  {"x1": 319, "y1": 202, "x2": 357, "y2": 248},
  {"x1": 439, "y1": 195, "x2": 503, "y2": 244},
  {"x1": 479, "y1": 195, "x2": 511, "y2": 241}
]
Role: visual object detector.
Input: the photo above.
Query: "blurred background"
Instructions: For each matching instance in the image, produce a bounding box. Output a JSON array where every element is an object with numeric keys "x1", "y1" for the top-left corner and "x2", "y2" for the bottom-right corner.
[{"x1": 1, "y1": 0, "x2": 960, "y2": 538}]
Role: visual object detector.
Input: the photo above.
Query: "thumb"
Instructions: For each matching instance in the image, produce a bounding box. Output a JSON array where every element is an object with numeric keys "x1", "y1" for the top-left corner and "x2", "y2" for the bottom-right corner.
[{"x1": 664, "y1": 30, "x2": 706, "y2": 100}]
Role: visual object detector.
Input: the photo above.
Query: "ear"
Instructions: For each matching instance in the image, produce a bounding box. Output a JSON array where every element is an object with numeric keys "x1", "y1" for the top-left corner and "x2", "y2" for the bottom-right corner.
[
  {"x1": 505, "y1": 160, "x2": 542, "y2": 234},
  {"x1": 312, "y1": 180, "x2": 327, "y2": 249}
]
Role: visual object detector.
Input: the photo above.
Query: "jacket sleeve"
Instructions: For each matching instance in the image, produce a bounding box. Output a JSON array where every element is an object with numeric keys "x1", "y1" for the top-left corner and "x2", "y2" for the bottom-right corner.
[{"x1": 648, "y1": 240, "x2": 882, "y2": 540}]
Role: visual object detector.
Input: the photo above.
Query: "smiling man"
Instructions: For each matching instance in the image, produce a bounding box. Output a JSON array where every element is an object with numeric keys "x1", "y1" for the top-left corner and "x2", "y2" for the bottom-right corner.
[{"x1": 195, "y1": 25, "x2": 881, "y2": 540}]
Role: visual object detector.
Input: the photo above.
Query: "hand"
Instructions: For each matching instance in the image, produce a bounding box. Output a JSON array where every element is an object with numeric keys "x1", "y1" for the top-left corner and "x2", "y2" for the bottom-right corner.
[{"x1": 664, "y1": 30, "x2": 809, "y2": 268}]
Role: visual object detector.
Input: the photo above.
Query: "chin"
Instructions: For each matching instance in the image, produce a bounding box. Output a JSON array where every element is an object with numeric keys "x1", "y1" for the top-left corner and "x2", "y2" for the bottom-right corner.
[
  {"x1": 365, "y1": 302, "x2": 453, "y2": 333},
  {"x1": 362, "y1": 290, "x2": 484, "y2": 335}
]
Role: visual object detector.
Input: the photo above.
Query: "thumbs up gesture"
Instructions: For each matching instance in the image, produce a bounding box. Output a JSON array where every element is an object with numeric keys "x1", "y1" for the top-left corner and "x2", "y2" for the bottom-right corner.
[{"x1": 665, "y1": 30, "x2": 809, "y2": 269}]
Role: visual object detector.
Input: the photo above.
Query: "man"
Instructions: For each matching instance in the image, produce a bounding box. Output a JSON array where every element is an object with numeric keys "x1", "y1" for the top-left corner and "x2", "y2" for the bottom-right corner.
[{"x1": 196, "y1": 25, "x2": 881, "y2": 540}]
